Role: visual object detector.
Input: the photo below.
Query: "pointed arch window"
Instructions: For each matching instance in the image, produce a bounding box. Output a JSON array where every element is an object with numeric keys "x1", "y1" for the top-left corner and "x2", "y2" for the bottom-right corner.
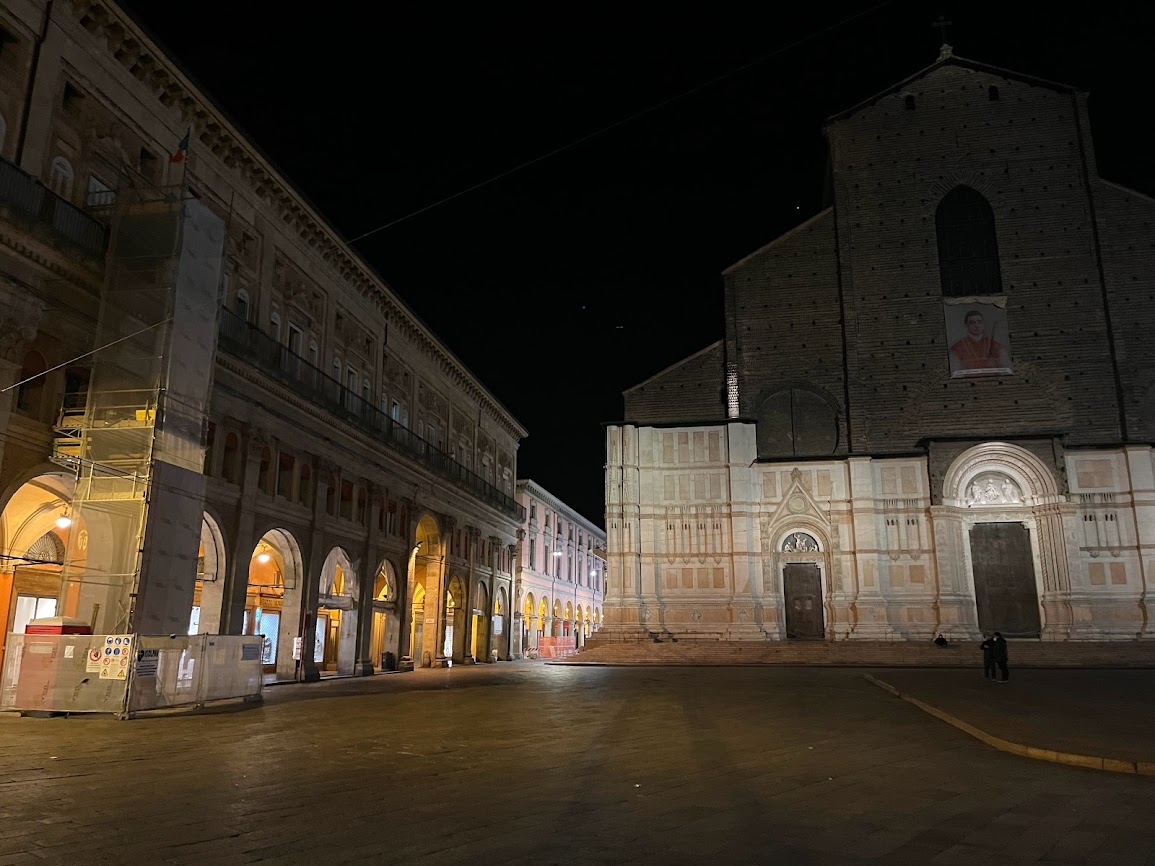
[{"x1": 936, "y1": 186, "x2": 1003, "y2": 297}]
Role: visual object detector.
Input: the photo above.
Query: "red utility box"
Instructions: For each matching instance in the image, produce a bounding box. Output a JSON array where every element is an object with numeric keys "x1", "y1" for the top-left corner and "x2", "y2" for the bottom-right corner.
[{"x1": 24, "y1": 616, "x2": 93, "y2": 635}]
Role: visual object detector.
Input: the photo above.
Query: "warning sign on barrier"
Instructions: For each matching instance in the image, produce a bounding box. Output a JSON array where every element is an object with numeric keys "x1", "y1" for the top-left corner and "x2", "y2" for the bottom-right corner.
[{"x1": 99, "y1": 635, "x2": 134, "y2": 680}]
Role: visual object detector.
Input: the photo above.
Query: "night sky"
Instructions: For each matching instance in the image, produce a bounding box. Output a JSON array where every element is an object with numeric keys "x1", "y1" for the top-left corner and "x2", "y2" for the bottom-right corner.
[{"x1": 122, "y1": 1, "x2": 1152, "y2": 526}]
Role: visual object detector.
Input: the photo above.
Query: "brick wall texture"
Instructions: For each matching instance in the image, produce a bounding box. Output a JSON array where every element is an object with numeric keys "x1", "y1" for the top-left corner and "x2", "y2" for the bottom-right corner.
[{"x1": 628, "y1": 56, "x2": 1155, "y2": 464}]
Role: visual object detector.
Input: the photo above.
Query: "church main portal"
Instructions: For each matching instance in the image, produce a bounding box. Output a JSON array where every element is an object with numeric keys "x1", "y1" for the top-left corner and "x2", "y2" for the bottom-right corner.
[{"x1": 969, "y1": 522, "x2": 1041, "y2": 638}]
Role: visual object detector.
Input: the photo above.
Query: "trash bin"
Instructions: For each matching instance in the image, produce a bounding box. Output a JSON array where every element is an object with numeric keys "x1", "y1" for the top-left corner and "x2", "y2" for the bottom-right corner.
[{"x1": 381, "y1": 651, "x2": 396, "y2": 671}]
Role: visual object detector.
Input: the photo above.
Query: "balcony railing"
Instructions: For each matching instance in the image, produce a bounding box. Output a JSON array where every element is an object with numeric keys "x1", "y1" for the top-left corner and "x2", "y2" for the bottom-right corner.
[
  {"x1": 0, "y1": 156, "x2": 107, "y2": 258},
  {"x1": 216, "y1": 307, "x2": 525, "y2": 521}
]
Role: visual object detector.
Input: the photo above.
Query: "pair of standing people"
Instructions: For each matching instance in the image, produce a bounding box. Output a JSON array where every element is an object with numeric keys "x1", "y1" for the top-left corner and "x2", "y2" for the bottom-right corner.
[{"x1": 981, "y1": 632, "x2": 1009, "y2": 681}]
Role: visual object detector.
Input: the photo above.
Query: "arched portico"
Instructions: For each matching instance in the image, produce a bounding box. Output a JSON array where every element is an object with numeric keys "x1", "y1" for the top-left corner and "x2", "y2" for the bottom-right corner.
[
  {"x1": 471, "y1": 581, "x2": 491, "y2": 663},
  {"x1": 370, "y1": 558, "x2": 399, "y2": 670},
  {"x1": 316, "y1": 546, "x2": 359, "y2": 675},
  {"x1": 523, "y1": 591, "x2": 536, "y2": 653},
  {"x1": 1, "y1": 473, "x2": 76, "y2": 665},
  {"x1": 243, "y1": 528, "x2": 305, "y2": 678},
  {"x1": 444, "y1": 574, "x2": 467, "y2": 663},
  {"x1": 405, "y1": 514, "x2": 445, "y2": 668},
  {"x1": 191, "y1": 512, "x2": 228, "y2": 634}
]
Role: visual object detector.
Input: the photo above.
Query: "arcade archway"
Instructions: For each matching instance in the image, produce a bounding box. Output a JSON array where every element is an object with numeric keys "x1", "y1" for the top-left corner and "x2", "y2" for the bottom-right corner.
[
  {"x1": 317, "y1": 546, "x2": 358, "y2": 675},
  {"x1": 1, "y1": 473, "x2": 76, "y2": 659},
  {"x1": 190, "y1": 513, "x2": 227, "y2": 634},
  {"x1": 471, "y1": 581, "x2": 491, "y2": 663},
  {"x1": 244, "y1": 529, "x2": 304, "y2": 675},
  {"x1": 406, "y1": 515, "x2": 445, "y2": 667}
]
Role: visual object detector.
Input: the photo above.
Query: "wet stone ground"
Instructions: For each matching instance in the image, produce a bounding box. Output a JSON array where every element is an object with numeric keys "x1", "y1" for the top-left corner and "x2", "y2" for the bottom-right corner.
[{"x1": 1, "y1": 663, "x2": 1153, "y2": 864}]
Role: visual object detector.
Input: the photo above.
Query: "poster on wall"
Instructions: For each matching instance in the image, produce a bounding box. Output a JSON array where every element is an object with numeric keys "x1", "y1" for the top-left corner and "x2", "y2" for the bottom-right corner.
[{"x1": 943, "y1": 297, "x2": 1012, "y2": 377}]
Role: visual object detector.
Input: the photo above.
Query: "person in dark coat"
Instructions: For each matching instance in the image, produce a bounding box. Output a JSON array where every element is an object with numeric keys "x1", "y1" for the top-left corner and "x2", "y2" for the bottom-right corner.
[
  {"x1": 980, "y1": 634, "x2": 996, "y2": 680},
  {"x1": 992, "y1": 631, "x2": 1009, "y2": 682},
  {"x1": 933, "y1": 633, "x2": 949, "y2": 647}
]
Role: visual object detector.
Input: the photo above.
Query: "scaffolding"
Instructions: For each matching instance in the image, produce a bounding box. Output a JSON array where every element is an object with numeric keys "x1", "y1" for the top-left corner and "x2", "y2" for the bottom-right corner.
[{"x1": 52, "y1": 185, "x2": 225, "y2": 636}]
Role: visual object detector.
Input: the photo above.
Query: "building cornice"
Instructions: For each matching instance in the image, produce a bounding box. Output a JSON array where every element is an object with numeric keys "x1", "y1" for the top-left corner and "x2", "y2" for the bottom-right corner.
[{"x1": 72, "y1": 0, "x2": 527, "y2": 441}]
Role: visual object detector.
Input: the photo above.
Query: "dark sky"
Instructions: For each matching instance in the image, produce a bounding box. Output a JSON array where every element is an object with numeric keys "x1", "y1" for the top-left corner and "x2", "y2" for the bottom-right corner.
[{"x1": 122, "y1": 1, "x2": 1151, "y2": 526}]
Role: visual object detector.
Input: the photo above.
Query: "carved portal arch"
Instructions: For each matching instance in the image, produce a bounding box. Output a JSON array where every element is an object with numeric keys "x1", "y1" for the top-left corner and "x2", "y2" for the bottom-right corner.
[{"x1": 942, "y1": 442, "x2": 1061, "y2": 508}]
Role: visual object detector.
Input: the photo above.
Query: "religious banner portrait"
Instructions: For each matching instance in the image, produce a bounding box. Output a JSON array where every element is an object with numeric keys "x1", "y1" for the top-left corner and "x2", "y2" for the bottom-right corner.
[{"x1": 943, "y1": 296, "x2": 1013, "y2": 377}]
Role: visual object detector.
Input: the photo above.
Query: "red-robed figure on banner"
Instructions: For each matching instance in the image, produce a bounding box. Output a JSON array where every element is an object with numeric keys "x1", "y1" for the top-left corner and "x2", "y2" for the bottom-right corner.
[{"x1": 950, "y1": 309, "x2": 1008, "y2": 372}]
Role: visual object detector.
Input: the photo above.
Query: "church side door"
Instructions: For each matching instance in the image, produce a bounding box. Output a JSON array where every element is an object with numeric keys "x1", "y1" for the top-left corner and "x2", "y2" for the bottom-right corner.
[
  {"x1": 783, "y1": 563, "x2": 824, "y2": 639},
  {"x1": 969, "y1": 522, "x2": 1041, "y2": 638}
]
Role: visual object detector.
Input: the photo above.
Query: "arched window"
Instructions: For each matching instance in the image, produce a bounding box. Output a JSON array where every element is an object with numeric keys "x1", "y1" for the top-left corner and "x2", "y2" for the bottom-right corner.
[
  {"x1": 936, "y1": 186, "x2": 1003, "y2": 297},
  {"x1": 755, "y1": 387, "x2": 839, "y2": 457},
  {"x1": 222, "y1": 432, "x2": 241, "y2": 483},
  {"x1": 269, "y1": 311, "x2": 281, "y2": 340},
  {"x1": 49, "y1": 157, "x2": 74, "y2": 199}
]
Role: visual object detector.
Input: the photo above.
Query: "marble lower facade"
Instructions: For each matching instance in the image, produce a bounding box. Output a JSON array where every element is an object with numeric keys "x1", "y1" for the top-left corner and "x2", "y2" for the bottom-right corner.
[{"x1": 603, "y1": 424, "x2": 1155, "y2": 643}]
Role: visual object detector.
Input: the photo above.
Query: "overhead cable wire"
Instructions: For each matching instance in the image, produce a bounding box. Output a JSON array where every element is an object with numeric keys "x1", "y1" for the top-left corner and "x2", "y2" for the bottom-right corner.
[{"x1": 346, "y1": 0, "x2": 896, "y2": 244}]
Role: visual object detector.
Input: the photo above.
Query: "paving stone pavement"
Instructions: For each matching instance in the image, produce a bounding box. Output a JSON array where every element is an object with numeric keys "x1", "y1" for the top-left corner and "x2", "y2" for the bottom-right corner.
[
  {"x1": 866, "y1": 668, "x2": 1155, "y2": 765},
  {"x1": 1, "y1": 663, "x2": 1154, "y2": 865}
]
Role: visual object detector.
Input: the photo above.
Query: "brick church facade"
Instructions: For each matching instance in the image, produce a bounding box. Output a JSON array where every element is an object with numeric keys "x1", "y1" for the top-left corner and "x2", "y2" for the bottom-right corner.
[{"x1": 601, "y1": 49, "x2": 1155, "y2": 646}]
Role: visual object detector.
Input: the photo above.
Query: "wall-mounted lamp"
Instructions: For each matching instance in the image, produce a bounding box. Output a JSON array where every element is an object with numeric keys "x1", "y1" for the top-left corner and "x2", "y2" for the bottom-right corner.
[
  {"x1": 55, "y1": 514, "x2": 72, "y2": 530},
  {"x1": 256, "y1": 552, "x2": 271, "y2": 564}
]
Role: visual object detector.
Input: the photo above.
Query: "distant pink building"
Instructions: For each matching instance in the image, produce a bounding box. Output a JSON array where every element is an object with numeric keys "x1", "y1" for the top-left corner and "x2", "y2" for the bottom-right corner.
[{"x1": 514, "y1": 481, "x2": 605, "y2": 657}]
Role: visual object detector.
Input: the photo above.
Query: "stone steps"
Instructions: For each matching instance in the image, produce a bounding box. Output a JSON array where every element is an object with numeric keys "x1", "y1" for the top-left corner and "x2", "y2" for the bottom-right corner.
[{"x1": 569, "y1": 637, "x2": 1155, "y2": 667}]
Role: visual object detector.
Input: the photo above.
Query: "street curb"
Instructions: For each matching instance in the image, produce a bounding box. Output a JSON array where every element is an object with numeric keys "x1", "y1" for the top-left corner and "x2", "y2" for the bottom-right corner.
[{"x1": 863, "y1": 673, "x2": 1155, "y2": 777}]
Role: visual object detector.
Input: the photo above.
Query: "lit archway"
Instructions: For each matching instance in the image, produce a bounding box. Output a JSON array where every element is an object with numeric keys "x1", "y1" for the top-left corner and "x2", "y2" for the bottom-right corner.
[
  {"x1": 245, "y1": 528, "x2": 304, "y2": 674},
  {"x1": 407, "y1": 514, "x2": 442, "y2": 667},
  {"x1": 1, "y1": 473, "x2": 76, "y2": 653},
  {"x1": 494, "y1": 586, "x2": 508, "y2": 661},
  {"x1": 539, "y1": 595, "x2": 550, "y2": 640},
  {"x1": 564, "y1": 601, "x2": 573, "y2": 638},
  {"x1": 472, "y1": 581, "x2": 491, "y2": 663},
  {"x1": 445, "y1": 574, "x2": 468, "y2": 663},
  {"x1": 317, "y1": 547, "x2": 358, "y2": 674},
  {"x1": 552, "y1": 598, "x2": 563, "y2": 637},
  {"x1": 190, "y1": 512, "x2": 227, "y2": 634}
]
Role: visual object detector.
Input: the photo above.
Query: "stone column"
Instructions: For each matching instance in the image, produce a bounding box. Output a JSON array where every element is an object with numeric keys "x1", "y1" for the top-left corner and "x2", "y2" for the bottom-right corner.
[
  {"x1": 351, "y1": 485, "x2": 380, "y2": 676},
  {"x1": 504, "y1": 541, "x2": 517, "y2": 659},
  {"x1": 461, "y1": 526, "x2": 479, "y2": 664},
  {"x1": 928, "y1": 506, "x2": 982, "y2": 640},
  {"x1": 1036, "y1": 503, "x2": 1077, "y2": 640},
  {"x1": 397, "y1": 495, "x2": 418, "y2": 671},
  {"x1": 425, "y1": 513, "x2": 452, "y2": 667},
  {"x1": 221, "y1": 425, "x2": 266, "y2": 635}
]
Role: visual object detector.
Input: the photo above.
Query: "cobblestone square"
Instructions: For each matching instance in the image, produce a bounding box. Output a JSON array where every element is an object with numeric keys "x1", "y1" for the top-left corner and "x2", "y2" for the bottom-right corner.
[{"x1": 2, "y1": 664, "x2": 1154, "y2": 864}]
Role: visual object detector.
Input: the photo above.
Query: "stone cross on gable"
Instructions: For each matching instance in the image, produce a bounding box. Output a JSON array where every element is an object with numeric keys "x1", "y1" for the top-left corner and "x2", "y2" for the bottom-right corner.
[{"x1": 932, "y1": 15, "x2": 953, "y2": 44}]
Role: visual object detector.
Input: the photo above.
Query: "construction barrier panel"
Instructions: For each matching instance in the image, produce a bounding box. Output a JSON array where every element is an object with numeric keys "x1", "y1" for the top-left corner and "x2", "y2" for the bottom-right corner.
[{"x1": 1, "y1": 633, "x2": 263, "y2": 717}]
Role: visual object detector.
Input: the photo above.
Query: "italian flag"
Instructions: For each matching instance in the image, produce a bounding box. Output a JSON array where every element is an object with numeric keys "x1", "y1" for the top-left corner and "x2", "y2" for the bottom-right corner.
[{"x1": 170, "y1": 129, "x2": 191, "y2": 163}]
